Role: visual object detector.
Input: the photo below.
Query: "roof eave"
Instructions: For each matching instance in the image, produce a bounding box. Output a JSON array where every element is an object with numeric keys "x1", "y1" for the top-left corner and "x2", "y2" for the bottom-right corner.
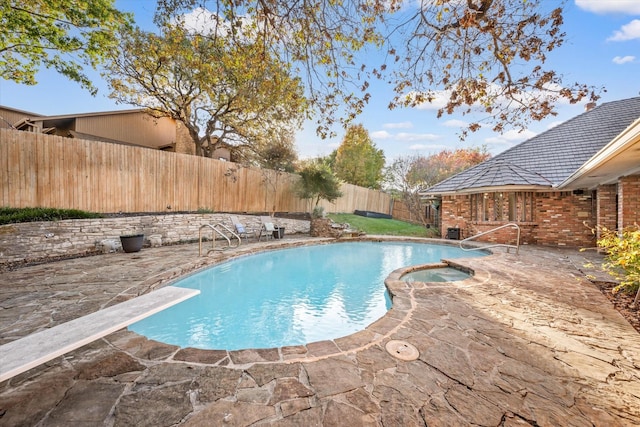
[
  {"x1": 421, "y1": 184, "x2": 554, "y2": 196},
  {"x1": 559, "y1": 117, "x2": 640, "y2": 189}
]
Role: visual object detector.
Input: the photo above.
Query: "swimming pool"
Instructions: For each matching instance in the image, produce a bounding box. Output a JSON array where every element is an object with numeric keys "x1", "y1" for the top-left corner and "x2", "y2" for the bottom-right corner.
[
  {"x1": 129, "y1": 241, "x2": 483, "y2": 350},
  {"x1": 402, "y1": 267, "x2": 471, "y2": 283}
]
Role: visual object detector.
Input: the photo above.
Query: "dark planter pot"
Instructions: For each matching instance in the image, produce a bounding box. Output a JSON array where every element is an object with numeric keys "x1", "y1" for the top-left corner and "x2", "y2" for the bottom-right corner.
[
  {"x1": 120, "y1": 234, "x2": 144, "y2": 253},
  {"x1": 272, "y1": 227, "x2": 285, "y2": 239}
]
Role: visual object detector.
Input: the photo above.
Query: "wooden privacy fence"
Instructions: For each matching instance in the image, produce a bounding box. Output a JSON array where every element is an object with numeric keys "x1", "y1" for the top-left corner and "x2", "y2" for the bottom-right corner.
[{"x1": 1, "y1": 129, "x2": 392, "y2": 215}]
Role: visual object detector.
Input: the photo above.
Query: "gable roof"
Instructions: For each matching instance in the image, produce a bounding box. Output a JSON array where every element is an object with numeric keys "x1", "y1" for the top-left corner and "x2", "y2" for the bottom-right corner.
[{"x1": 425, "y1": 96, "x2": 640, "y2": 194}]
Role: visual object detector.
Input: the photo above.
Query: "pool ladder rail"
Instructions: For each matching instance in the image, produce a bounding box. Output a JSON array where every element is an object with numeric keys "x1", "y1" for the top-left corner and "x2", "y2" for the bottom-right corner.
[
  {"x1": 458, "y1": 223, "x2": 521, "y2": 254},
  {"x1": 199, "y1": 223, "x2": 241, "y2": 256}
]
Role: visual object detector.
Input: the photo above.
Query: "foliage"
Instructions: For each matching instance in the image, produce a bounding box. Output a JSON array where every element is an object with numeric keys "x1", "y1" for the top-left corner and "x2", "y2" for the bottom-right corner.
[
  {"x1": 153, "y1": 0, "x2": 598, "y2": 139},
  {"x1": 327, "y1": 213, "x2": 438, "y2": 238},
  {"x1": 0, "y1": 0, "x2": 132, "y2": 95},
  {"x1": 593, "y1": 225, "x2": 640, "y2": 298},
  {"x1": 312, "y1": 206, "x2": 325, "y2": 219},
  {"x1": 252, "y1": 131, "x2": 298, "y2": 173},
  {"x1": 384, "y1": 147, "x2": 490, "y2": 224},
  {"x1": 0, "y1": 207, "x2": 102, "y2": 225},
  {"x1": 390, "y1": 0, "x2": 600, "y2": 137},
  {"x1": 407, "y1": 147, "x2": 491, "y2": 189},
  {"x1": 103, "y1": 19, "x2": 307, "y2": 158},
  {"x1": 384, "y1": 155, "x2": 429, "y2": 225},
  {"x1": 294, "y1": 160, "x2": 343, "y2": 210},
  {"x1": 333, "y1": 124, "x2": 385, "y2": 189}
]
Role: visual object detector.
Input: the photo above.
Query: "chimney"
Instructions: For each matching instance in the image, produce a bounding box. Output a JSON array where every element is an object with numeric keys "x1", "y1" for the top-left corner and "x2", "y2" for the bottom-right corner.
[{"x1": 585, "y1": 102, "x2": 597, "y2": 112}]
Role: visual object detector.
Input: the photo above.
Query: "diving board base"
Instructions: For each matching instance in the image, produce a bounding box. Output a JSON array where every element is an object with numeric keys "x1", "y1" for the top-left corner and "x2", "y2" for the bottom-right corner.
[{"x1": 0, "y1": 286, "x2": 199, "y2": 383}]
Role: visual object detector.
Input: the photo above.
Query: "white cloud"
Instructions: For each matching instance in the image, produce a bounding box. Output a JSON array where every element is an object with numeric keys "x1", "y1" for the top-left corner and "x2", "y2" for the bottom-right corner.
[
  {"x1": 395, "y1": 132, "x2": 441, "y2": 142},
  {"x1": 576, "y1": 0, "x2": 640, "y2": 15},
  {"x1": 178, "y1": 7, "x2": 259, "y2": 39},
  {"x1": 608, "y1": 20, "x2": 640, "y2": 41},
  {"x1": 407, "y1": 82, "x2": 576, "y2": 114},
  {"x1": 179, "y1": 8, "x2": 228, "y2": 35},
  {"x1": 407, "y1": 91, "x2": 449, "y2": 110},
  {"x1": 408, "y1": 143, "x2": 448, "y2": 151},
  {"x1": 383, "y1": 121, "x2": 413, "y2": 129},
  {"x1": 442, "y1": 119, "x2": 468, "y2": 128},
  {"x1": 371, "y1": 130, "x2": 393, "y2": 139},
  {"x1": 613, "y1": 55, "x2": 636, "y2": 64}
]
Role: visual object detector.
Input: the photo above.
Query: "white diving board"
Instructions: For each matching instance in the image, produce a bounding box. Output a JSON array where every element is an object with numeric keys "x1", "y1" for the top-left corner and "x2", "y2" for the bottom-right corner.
[{"x1": 0, "y1": 286, "x2": 199, "y2": 383}]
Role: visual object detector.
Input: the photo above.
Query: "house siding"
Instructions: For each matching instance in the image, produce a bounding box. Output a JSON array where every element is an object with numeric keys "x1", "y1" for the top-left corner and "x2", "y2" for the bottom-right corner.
[{"x1": 75, "y1": 113, "x2": 176, "y2": 149}]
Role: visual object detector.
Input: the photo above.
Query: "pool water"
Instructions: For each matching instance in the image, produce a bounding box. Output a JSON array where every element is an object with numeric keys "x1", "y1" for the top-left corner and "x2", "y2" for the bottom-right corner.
[
  {"x1": 402, "y1": 267, "x2": 471, "y2": 283},
  {"x1": 129, "y1": 241, "x2": 482, "y2": 350}
]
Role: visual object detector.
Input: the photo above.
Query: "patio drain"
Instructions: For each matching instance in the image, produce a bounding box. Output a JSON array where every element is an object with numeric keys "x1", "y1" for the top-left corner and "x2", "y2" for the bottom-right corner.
[{"x1": 385, "y1": 340, "x2": 419, "y2": 361}]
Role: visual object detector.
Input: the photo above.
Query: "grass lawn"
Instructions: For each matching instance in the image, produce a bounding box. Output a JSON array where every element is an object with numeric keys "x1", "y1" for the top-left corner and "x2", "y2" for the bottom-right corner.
[{"x1": 327, "y1": 213, "x2": 439, "y2": 238}]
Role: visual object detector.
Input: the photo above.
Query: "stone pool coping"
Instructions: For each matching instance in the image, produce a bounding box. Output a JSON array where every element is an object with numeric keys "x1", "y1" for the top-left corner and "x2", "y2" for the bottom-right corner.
[
  {"x1": 118, "y1": 236, "x2": 492, "y2": 366},
  {"x1": 2, "y1": 236, "x2": 639, "y2": 426}
]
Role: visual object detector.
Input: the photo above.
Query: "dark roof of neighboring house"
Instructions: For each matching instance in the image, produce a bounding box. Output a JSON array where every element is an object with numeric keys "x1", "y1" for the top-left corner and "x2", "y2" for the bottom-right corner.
[{"x1": 425, "y1": 96, "x2": 640, "y2": 194}]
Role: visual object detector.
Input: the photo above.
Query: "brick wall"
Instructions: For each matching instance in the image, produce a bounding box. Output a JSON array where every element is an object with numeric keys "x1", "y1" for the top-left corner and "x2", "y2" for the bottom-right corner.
[
  {"x1": 0, "y1": 214, "x2": 310, "y2": 265},
  {"x1": 533, "y1": 191, "x2": 595, "y2": 247},
  {"x1": 440, "y1": 195, "x2": 536, "y2": 245},
  {"x1": 466, "y1": 222, "x2": 537, "y2": 245},
  {"x1": 619, "y1": 175, "x2": 640, "y2": 228},
  {"x1": 440, "y1": 195, "x2": 469, "y2": 235},
  {"x1": 596, "y1": 184, "x2": 617, "y2": 240},
  {"x1": 440, "y1": 191, "x2": 597, "y2": 247}
]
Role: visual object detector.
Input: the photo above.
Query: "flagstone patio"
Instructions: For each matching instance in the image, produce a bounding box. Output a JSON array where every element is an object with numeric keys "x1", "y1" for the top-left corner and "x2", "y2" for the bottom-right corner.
[{"x1": 1, "y1": 237, "x2": 639, "y2": 426}]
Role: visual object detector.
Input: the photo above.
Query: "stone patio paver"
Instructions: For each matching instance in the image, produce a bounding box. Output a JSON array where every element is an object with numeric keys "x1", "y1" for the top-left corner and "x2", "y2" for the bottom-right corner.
[{"x1": 1, "y1": 237, "x2": 639, "y2": 426}]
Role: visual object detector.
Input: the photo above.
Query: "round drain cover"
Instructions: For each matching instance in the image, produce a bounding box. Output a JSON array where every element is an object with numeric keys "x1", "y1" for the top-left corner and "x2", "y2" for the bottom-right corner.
[{"x1": 385, "y1": 340, "x2": 419, "y2": 361}]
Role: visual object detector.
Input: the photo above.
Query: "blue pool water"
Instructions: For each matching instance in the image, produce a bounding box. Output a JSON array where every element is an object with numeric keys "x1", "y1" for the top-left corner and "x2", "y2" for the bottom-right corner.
[
  {"x1": 402, "y1": 267, "x2": 471, "y2": 283},
  {"x1": 129, "y1": 241, "x2": 482, "y2": 350}
]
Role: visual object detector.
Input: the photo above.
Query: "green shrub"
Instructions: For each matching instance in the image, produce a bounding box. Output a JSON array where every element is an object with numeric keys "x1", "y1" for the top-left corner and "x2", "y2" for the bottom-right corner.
[
  {"x1": 594, "y1": 224, "x2": 640, "y2": 295},
  {"x1": 0, "y1": 207, "x2": 103, "y2": 225}
]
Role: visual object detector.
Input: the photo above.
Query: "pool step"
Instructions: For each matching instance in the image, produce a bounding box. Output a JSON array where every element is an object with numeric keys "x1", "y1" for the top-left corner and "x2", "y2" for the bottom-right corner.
[{"x1": 0, "y1": 286, "x2": 199, "y2": 383}]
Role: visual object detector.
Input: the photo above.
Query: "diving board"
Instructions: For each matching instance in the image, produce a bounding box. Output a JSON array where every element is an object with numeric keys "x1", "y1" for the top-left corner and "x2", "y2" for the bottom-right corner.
[{"x1": 0, "y1": 286, "x2": 199, "y2": 383}]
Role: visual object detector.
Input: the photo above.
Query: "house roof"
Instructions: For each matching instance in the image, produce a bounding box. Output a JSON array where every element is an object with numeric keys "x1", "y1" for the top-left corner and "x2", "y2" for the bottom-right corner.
[
  {"x1": 425, "y1": 96, "x2": 640, "y2": 194},
  {"x1": 0, "y1": 105, "x2": 145, "y2": 121}
]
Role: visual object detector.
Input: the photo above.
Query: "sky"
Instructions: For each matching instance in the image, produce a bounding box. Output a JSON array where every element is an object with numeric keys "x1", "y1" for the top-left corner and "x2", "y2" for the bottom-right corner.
[{"x1": 1, "y1": 0, "x2": 639, "y2": 162}]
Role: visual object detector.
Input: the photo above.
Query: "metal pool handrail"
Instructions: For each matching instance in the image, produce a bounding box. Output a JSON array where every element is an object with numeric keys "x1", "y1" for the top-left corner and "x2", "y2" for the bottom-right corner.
[
  {"x1": 199, "y1": 223, "x2": 241, "y2": 256},
  {"x1": 459, "y1": 223, "x2": 521, "y2": 254}
]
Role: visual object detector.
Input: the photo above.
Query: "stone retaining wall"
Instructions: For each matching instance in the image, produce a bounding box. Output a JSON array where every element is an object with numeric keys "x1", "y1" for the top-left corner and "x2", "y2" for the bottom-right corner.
[{"x1": 0, "y1": 214, "x2": 310, "y2": 265}]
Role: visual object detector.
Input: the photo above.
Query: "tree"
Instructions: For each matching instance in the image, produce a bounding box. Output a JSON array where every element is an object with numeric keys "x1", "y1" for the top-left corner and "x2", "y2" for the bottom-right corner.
[
  {"x1": 0, "y1": 0, "x2": 132, "y2": 94},
  {"x1": 333, "y1": 124, "x2": 385, "y2": 189},
  {"x1": 252, "y1": 131, "x2": 298, "y2": 173},
  {"x1": 385, "y1": 155, "x2": 429, "y2": 224},
  {"x1": 103, "y1": 21, "x2": 307, "y2": 158},
  {"x1": 295, "y1": 159, "x2": 343, "y2": 213},
  {"x1": 408, "y1": 147, "x2": 491, "y2": 189},
  {"x1": 153, "y1": 0, "x2": 599, "y2": 139},
  {"x1": 384, "y1": 147, "x2": 490, "y2": 224},
  {"x1": 389, "y1": 0, "x2": 598, "y2": 136}
]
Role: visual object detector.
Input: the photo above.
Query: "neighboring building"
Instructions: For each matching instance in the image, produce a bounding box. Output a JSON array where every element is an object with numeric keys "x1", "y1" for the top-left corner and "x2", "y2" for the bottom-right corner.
[
  {"x1": 0, "y1": 105, "x2": 209, "y2": 157},
  {"x1": 423, "y1": 97, "x2": 640, "y2": 247}
]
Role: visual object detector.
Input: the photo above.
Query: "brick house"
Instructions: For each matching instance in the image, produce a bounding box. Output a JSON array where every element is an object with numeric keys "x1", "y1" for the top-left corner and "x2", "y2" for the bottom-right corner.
[
  {"x1": 422, "y1": 97, "x2": 640, "y2": 247},
  {"x1": 0, "y1": 105, "x2": 231, "y2": 160}
]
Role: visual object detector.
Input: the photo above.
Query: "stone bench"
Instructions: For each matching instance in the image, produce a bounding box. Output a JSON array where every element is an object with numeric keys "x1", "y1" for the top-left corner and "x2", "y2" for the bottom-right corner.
[{"x1": 0, "y1": 286, "x2": 199, "y2": 383}]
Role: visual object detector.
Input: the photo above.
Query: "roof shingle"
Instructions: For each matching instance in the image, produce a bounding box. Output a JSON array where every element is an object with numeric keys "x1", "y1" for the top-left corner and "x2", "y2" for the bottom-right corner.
[{"x1": 425, "y1": 97, "x2": 640, "y2": 194}]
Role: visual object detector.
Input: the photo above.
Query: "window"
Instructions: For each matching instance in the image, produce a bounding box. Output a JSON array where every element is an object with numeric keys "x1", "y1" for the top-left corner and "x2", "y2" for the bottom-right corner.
[{"x1": 470, "y1": 192, "x2": 535, "y2": 222}]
